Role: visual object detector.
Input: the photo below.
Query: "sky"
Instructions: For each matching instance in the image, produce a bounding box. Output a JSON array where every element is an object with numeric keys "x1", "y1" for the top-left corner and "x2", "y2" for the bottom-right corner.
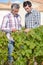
[{"x1": 0, "y1": 0, "x2": 24, "y2": 3}]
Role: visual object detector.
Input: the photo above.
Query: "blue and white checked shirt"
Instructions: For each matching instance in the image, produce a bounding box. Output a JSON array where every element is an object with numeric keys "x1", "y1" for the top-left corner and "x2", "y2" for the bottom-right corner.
[{"x1": 25, "y1": 9, "x2": 41, "y2": 28}]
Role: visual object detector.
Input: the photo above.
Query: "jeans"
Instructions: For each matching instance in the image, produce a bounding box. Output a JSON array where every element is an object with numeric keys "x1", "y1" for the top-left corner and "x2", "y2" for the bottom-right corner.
[{"x1": 8, "y1": 40, "x2": 14, "y2": 63}]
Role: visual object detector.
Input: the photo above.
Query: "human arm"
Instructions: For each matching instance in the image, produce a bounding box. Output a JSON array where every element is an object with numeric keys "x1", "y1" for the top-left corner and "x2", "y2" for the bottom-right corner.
[
  {"x1": 33, "y1": 11, "x2": 41, "y2": 27},
  {"x1": 1, "y1": 16, "x2": 12, "y2": 33}
]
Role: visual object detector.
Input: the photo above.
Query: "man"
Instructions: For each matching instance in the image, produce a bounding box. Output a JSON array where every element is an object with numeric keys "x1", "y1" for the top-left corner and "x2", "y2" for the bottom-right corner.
[
  {"x1": 1, "y1": 3, "x2": 22, "y2": 65},
  {"x1": 23, "y1": 1, "x2": 41, "y2": 32}
]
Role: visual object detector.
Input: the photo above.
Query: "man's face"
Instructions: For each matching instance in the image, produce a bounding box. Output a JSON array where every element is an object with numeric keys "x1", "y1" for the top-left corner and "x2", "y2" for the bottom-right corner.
[
  {"x1": 24, "y1": 5, "x2": 32, "y2": 13},
  {"x1": 12, "y1": 8, "x2": 19, "y2": 15}
]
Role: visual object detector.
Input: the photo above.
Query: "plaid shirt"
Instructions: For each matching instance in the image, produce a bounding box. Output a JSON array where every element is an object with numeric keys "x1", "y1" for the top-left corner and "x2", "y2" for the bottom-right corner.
[
  {"x1": 1, "y1": 13, "x2": 21, "y2": 32},
  {"x1": 25, "y1": 9, "x2": 41, "y2": 28},
  {"x1": 1, "y1": 13, "x2": 22, "y2": 41}
]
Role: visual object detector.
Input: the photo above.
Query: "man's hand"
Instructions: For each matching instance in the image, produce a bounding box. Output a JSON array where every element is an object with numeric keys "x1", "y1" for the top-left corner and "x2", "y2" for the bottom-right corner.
[
  {"x1": 24, "y1": 29, "x2": 30, "y2": 33},
  {"x1": 12, "y1": 28, "x2": 17, "y2": 32}
]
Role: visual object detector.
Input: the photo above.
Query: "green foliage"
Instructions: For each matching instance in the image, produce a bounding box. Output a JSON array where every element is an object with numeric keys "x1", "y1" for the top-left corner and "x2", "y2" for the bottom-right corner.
[
  {"x1": 0, "y1": 31, "x2": 8, "y2": 65},
  {"x1": 13, "y1": 56, "x2": 27, "y2": 65},
  {"x1": 0, "y1": 26, "x2": 43, "y2": 65}
]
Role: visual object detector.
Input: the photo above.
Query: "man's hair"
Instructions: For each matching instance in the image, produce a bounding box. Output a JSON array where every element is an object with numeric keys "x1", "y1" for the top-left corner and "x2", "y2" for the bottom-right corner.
[
  {"x1": 23, "y1": 1, "x2": 32, "y2": 7},
  {"x1": 11, "y1": 3, "x2": 20, "y2": 10}
]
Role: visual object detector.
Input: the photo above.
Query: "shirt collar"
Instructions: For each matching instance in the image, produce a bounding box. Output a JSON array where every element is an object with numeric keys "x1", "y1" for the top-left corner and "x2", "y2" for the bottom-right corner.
[
  {"x1": 10, "y1": 12, "x2": 19, "y2": 17},
  {"x1": 14, "y1": 14, "x2": 19, "y2": 17},
  {"x1": 31, "y1": 9, "x2": 34, "y2": 12},
  {"x1": 28, "y1": 9, "x2": 33, "y2": 14}
]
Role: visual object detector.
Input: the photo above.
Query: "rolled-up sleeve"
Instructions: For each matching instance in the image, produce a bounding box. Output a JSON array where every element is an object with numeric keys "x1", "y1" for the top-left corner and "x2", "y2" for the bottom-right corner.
[
  {"x1": 34, "y1": 11, "x2": 41, "y2": 27},
  {"x1": 1, "y1": 16, "x2": 11, "y2": 33}
]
